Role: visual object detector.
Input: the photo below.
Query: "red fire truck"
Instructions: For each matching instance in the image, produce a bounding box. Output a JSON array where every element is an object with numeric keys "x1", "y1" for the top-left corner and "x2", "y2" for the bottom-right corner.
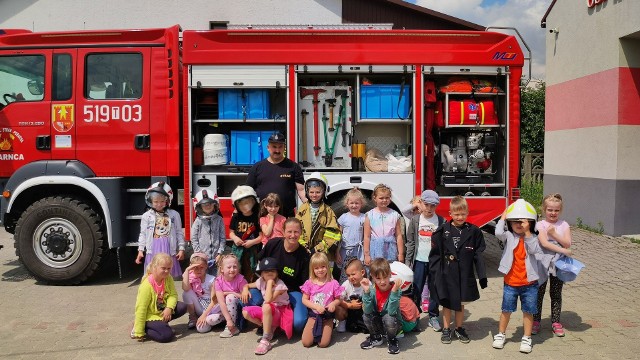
[{"x1": 0, "y1": 25, "x2": 528, "y2": 284}]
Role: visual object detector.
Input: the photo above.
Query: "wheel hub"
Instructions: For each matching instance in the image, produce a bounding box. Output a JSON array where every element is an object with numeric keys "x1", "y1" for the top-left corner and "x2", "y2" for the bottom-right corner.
[
  {"x1": 42, "y1": 227, "x2": 72, "y2": 257},
  {"x1": 33, "y1": 218, "x2": 82, "y2": 268}
]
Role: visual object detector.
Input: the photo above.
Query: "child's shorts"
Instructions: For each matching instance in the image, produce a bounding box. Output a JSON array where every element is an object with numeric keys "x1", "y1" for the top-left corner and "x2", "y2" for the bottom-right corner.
[
  {"x1": 502, "y1": 282, "x2": 539, "y2": 314},
  {"x1": 243, "y1": 304, "x2": 285, "y2": 326}
]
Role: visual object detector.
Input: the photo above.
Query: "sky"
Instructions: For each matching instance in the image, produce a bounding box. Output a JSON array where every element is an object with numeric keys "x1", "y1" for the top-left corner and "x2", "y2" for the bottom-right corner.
[{"x1": 405, "y1": 0, "x2": 552, "y2": 81}]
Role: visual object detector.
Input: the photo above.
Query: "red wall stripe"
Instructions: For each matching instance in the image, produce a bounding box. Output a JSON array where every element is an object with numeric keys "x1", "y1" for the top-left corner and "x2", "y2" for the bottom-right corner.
[{"x1": 546, "y1": 67, "x2": 640, "y2": 131}]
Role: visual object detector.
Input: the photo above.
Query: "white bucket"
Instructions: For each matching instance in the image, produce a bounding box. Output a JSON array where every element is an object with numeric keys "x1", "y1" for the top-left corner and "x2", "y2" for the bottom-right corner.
[
  {"x1": 204, "y1": 148, "x2": 227, "y2": 165},
  {"x1": 203, "y1": 134, "x2": 228, "y2": 165},
  {"x1": 203, "y1": 134, "x2": 228, "y2": 149}
]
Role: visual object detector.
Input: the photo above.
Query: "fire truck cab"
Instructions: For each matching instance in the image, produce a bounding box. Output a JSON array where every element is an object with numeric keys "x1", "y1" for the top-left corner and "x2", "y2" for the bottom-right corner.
[{"x1": 0, "y1": 26, "x2": 182, "y2": 284}]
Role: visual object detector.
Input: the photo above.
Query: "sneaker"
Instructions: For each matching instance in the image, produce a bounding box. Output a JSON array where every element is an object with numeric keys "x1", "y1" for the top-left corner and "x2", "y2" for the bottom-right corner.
[
  {"x1": 552, "y1": 322, "x2": 565, "y2": 337},
  {"x1": 428, "y1": 316, "x2": 442, "y2": 332},
  {"x1": 360, "y1": 334, "x2": 384, "y2": 349},
  {"x1": 187, "y1": 318, "x2": 197, "y2": 330},
  {"x1": 492, "y1": 332, "x2": 506, "y2": 349},
  {"x1": 255, "y1": 339, "x2": 272, "y2": 355},
  {"x1": 454, "y1": 327, "x2": 470, "y2": 343},
  {"x1": 388, "y1": 337, "x2": 400, "y2": 354},
  {"x1": 421, "y1": 299, "x2": 430, "y2": 313},
  {"x1": 520, "y1": 336, "x2": 532, "y2": 353},
  {"x1": 336, "y1": 320, "x2": 346, "y2": 333},
  {"x1": 220, "y1": 325, "x2": 240, "y2": 338},
  {"x1": 440, "y1": 328, "x2": 452, "y2": 344},
  {"x1": 532, "y1": 321, "x2": 541, "y2": 335}
]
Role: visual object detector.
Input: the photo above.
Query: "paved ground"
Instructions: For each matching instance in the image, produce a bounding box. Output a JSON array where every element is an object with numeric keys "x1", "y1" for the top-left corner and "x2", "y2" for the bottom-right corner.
[{"x1": 1, "y1": 227, "x2": 639, "y2": 360}]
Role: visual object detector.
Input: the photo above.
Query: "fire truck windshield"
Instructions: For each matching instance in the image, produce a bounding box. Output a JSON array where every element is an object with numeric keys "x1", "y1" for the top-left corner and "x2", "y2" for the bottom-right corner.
[{"x1": 0, "y1": 55, "x2": 45, "y2": 109}]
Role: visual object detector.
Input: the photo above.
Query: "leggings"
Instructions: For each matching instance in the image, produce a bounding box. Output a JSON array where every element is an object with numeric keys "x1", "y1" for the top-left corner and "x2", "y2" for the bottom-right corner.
[
  {"x1": 145, "y1": 301, "x2": 187, "y2": 343},
  {"x1": 534, "y1": 275, "x2": 564, "y2": 323},
  {"x1": 198, "y1": 294, "x2": 242, "y2": 333}
]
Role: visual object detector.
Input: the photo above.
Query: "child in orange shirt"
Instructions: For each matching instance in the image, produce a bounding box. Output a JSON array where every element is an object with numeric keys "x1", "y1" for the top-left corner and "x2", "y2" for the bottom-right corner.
[{"x1": 492, "y1": 199, "x2": 544, "y2": 354}]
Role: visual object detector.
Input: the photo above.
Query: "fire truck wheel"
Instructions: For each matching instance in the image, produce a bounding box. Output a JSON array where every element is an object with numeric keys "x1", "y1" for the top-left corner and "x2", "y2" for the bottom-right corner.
[{"x1": 14, "y1": 196, "x2": 105, "y2": 285}]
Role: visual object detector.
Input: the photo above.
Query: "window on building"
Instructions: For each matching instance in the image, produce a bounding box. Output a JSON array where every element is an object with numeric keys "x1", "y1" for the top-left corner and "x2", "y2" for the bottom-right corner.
[
  {"x1": 85, "y1": 53, "x2": 142, "y2": 100},
  {"x1": 53, "y1": 54, "x2": 72, "y2": 101},
  {"x1": 0, "y1": 55, "x2": 45, "y2": 108}
]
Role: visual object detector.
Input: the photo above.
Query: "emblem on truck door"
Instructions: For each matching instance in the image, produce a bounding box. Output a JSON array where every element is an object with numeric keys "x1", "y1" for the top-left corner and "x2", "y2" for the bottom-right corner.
[{"x1": 52, "y1": 104, "x2": 75, "y2": 132}]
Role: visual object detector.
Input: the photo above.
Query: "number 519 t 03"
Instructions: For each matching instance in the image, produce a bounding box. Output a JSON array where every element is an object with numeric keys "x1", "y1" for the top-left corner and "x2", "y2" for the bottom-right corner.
[{"x1": 83, "y1": 104, "x2": 142, "y2": 123}]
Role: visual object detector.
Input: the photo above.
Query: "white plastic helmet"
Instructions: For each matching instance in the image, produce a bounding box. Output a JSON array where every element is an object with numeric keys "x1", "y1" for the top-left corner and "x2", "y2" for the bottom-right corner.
[
  {"x1": 506, "y1": 199, "x2": 537, "y2": 220},
  {"x1": 192, "y1": 189, "x2": 219, "y2": 218},
  {"x1": 145, "y1": 181, "x2": 173, "y2": 208},
  {"x1": 231, "y1": 185, "x2": 258, "y2": 205},
  {"x1": 390, "y1": 261, "x2": 414, "y2": 292},
  {"x1": 305, "y1": 171, "x2": 329, "y2": 200}
]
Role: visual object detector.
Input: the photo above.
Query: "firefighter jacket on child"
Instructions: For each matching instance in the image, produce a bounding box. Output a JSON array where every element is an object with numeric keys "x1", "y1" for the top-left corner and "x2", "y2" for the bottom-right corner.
[{"x1": 296, "y1": 202, "x2": 340, "y2": 260}]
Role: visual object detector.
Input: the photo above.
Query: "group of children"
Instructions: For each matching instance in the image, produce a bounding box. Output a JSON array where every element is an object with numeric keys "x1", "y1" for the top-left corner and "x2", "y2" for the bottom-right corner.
[{"x1": 132, "y1": 178, "x2": 574, "y2": 355}]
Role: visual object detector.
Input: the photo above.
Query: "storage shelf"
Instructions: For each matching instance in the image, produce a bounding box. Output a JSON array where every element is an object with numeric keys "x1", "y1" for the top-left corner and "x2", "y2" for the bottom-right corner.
[
  {"x1": 193, "y1": 119, "x2": 286, "y2": 123},
  {"x1": 443, "y1": 183, "x2": 505, "y2": 188},
  {"x1": 444, "y1": 124, "x2": 504, "y2": 128},
  {"x1": 445, "y1": 92, "x2": 505, "y2": 96},
  {"x1": 357, "y1": 119, "x2": 412, "y2": 124}
]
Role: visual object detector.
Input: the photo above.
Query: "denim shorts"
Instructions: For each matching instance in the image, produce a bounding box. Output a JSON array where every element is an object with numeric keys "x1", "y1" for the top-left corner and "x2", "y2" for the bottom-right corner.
[{"x1": 502, "y1": 282, "x2": 539, "y2": 314}]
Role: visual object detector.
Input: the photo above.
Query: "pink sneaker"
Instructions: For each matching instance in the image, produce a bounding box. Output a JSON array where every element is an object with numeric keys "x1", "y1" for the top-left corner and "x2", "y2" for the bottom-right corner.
[
  {"x1": 255, "y1": 339, "x2": 272, "y2": 355},
  {"x1": 532, "y1": 321, "x2": 541, "y2": 335},
  {"x1": 552, "y1": 322, "x2": 565, "y2": 337},
  {"x1": 421, "y1": 299, "x2": 429, "y2": 313}
]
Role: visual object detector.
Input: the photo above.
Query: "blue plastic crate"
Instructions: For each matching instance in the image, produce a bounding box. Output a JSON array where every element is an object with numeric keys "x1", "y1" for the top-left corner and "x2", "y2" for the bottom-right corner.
[
  {"x1": 218, "y1": 89, "x2": 270, "y2": 119},
  {"x1": 360, "y1": 85, "x2": 410, "y2": 119},
  {"x1": 230, "y1": 130, "x2": 273, "y2": 165}
]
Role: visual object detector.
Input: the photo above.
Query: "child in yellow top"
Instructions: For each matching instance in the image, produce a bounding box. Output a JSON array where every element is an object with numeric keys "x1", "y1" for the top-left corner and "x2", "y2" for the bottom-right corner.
[{"x1": 131, "y1": 253, "x2": 187, "y2": 342}]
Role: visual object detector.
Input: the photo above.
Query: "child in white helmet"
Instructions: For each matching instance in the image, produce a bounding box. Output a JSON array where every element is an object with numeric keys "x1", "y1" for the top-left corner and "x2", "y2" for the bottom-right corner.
[
  {"x1": 492, "y1": 199, "x2": 545, "y2": 354},
  {"x1": 295, "y1": 172, "x2": 340, "y2": 262},
  {"x1": 229, "y1": 185, "x2": 263, "y2": 283},
  {"x1": 190, "y1": 189, "x2": 225, "y2": 274},
  {"x1": 135, "y1": 182, "x2": 185, "y2": 278}
]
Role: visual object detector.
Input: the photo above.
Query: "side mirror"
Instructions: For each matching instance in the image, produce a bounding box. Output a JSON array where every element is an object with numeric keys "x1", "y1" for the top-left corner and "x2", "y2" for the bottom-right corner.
[{"x1": 27, "y1": 80, "x2": 44, "y2": 96}]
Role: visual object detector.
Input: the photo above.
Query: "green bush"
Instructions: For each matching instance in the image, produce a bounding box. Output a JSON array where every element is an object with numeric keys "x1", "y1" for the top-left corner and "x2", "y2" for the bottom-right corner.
[{"x1": 519, "y1": 176, "x2": 544, "y2": 214}]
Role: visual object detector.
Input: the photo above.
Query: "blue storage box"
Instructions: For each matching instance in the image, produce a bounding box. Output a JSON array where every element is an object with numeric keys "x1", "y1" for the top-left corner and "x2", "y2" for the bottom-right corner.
[
  {"x1": 218, "y1": 89, "x2": 270, "y2": 119},
  {"x1": 360, "y1": 85, "x2": 410, "y2": 119},
  {"x1": 230, "y1": 130, "x2": 273, "y2": 165}
]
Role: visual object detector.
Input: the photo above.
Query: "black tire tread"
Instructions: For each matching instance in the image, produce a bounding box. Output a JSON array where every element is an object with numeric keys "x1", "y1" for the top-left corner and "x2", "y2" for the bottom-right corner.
[{"x1": 14, "y1": 196, "x2": 105, "y2": 285}]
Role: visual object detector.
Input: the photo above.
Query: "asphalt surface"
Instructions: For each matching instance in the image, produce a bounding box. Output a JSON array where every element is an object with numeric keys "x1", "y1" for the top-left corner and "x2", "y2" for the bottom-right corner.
[{"x1": 0, "y1": 227, "x2": 638, "y2": 359}]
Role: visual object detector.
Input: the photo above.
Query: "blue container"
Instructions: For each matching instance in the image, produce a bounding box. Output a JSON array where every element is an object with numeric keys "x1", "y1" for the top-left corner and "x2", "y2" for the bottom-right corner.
[
  {"x1": 230, "y1": 130, "x2": 274, "y2": 164},
  {"x1": 218, "y1": 89, "x2": 270, "y2": 119},
  {"x1": 360, "y1": 85, "x2": 410, "y2": 119}
]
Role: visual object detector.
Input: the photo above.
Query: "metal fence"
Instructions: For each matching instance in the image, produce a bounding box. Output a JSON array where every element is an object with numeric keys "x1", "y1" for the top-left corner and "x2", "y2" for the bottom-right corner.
[{"x1": 521, "y1": 152, "x2": 544, "y2": 181}]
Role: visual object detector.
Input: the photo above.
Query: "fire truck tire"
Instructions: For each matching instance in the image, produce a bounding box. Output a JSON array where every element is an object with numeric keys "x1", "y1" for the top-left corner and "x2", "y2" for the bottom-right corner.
[{"x1": 14, "y1": 196, "x2": 105, "y2": 285}]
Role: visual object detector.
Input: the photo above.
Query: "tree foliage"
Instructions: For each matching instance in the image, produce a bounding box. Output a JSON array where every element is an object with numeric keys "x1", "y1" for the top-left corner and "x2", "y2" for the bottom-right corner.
[{"x1": 520, "y1": 82, "x2": 545, "y2": 153}]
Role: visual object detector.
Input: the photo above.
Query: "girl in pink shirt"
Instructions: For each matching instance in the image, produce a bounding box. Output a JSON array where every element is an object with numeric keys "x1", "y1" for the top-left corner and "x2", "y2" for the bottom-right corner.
[
  {"x1": 534, "y1": 193, "x2": 573, "y2": 337},
  {"x1": 259, "y1": 193, "x2": 287, "y2": 245},
  {"x1": 209, "y1": 254, "x2": 247, "y2": 337},
  {"x1": 301, "y1": 252, "x2": 344, "y2": 348}
]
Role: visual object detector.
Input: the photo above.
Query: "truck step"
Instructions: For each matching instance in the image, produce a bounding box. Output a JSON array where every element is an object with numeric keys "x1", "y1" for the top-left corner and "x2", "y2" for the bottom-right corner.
[
  {"x1": 126, "y1": 215, "x2": 142, "y2": 220},
  {"x1": 126, "y1": 188, "x2": 148, "y2": 193},
  {"x1": 125, "y1": 242, "x2": 139, "y2": 247}
]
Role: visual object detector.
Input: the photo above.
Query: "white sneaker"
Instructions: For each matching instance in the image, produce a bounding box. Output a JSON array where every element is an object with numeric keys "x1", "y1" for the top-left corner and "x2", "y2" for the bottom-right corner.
[
  {"x1": 520, "y1": 336, "x2": 532, "y2": 353},
  {"x1": 337, "y1": 320, "x2": 347, "y2": 333},
  {"x1": 492, "y1": 332, "x2": 506, "y2": 349}
]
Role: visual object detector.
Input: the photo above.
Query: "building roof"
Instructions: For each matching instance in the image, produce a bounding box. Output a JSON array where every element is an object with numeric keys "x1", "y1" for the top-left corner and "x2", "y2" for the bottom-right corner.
[{"x1": 343, "y1": 0, "x2": 485, "y2": 31}]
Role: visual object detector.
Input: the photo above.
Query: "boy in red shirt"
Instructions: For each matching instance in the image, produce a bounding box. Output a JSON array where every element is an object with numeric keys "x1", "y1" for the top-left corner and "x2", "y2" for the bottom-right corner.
[{"x1": 359, "y1": 258, "x2": 403, "y2": 355}]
